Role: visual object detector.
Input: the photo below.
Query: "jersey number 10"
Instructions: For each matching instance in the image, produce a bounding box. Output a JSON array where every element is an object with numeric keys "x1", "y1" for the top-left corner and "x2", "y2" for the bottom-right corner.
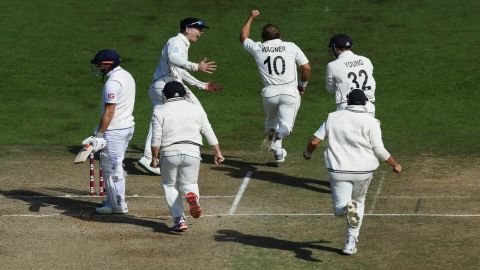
[{"x1": 264, "y1": 56, "x2": 286, "y2": 75}]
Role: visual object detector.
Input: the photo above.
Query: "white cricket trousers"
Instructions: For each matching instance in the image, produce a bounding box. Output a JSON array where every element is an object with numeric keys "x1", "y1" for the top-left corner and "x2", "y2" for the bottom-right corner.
[
  {"x1": 143, "y1": 79, "x2": 202, "y2": 158},
  {"x1": 160, "y1": 154, "x2": 201, "y2": 219},
  {"x1": 263, "y1": 93, "x2": 301, "y2": 140},
  {"x1": 100, "y1": 127, "x2": 134, "y2": 210},
  {"x1": 330, "y1": 178, "x2": 372, "y2": 239}
]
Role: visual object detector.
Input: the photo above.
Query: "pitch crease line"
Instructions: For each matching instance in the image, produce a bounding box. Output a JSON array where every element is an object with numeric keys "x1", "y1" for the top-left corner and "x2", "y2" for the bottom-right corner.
[
  {"x1": 368, "y1": 172, "x2": 385, "y2": 214},
  {"x1": 228, "y1": 170, "x2": 252, "y2": 215}
]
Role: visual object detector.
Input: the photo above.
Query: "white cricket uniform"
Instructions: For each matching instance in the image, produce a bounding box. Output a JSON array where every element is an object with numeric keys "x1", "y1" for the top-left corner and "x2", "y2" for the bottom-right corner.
[
  {"x1": 313, "y1": 105, "x2": 390, "y2": 239},
  {"x1": 100, "y1": 66, "x2": 136, "y2": 211},
  {"x1": 151, "y1": 98, "x2": 218, "y2": 219},
  {"x1": 326, "y1": 51, "x2": 376, "y2": 114},
  {"x1": 143, "y1": 33, "x2": 207, "y2": 158},
  {"x1": 243, "y1": 38, "x2": 309, "y2": 142}
]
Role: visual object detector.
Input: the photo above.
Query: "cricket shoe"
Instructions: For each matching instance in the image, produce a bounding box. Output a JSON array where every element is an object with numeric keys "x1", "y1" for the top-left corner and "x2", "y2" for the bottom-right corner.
[
  {"x1": 169, "y1": 216, "x2": 188, "y2": 232},
  {"x1": 260, "y1": 128, "x2": 276, "y2": 151},
  {"x1": 138, "y1": 155, "x2": 161, "y2": 175},
  {"x1": 95, "y1": 205, "x2": 128, "y2": 215},
  {"x1": 186, "y1": 192, "x2": 202, "y2": 218},
  {"x1": 274, "y1": 148, "x2": 287, "y2": 163},
  {"x1": 346, "y1": 200, "x2": 360, "y2": 228},
  {"x1": 342, "y1": 236, "x2": 358, "y2": 255}
]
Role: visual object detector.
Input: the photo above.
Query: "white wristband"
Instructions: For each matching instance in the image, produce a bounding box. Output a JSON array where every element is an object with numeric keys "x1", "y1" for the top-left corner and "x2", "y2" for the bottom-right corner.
[{"x1": 298, "y1": 81, "x2": 308, "y2": 88}]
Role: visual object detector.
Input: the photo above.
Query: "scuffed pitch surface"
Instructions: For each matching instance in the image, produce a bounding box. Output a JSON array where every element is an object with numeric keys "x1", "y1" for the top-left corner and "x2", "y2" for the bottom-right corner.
[{"x1": 1, "y1": 146, "x2": 480, "y2": 269}]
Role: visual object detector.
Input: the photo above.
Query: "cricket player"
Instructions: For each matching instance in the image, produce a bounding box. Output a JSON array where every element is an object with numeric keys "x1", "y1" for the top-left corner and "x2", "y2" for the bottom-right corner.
[
  {"x1": 326, "y1": 34, "x2": 376, "y2": 115},
  {"x1": 138, "y1": 17, "x2": 223, "y2": 175},
  {"x1": 303, "y1": 89, "x2": 401, "y2": 254},
  {"x1": 82, "y1": 49, "x2": 136, "y2": 214},
  {"x1": 149, "y1": 81, "x2": 224, "y2": 232},
  {"x1": 240, "y1": 10, "x2": 311, "y2": 163}
]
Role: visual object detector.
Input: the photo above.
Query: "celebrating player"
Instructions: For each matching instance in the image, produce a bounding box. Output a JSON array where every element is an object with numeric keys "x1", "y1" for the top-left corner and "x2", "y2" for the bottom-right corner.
[
  {"x1": 83, "y1": 49, "x2": 136, "y2": 214},
  {"x1": 149, "y1": 81, "x2": 224, "y2": 232},
  {"x1": 326, "y1": 34, "x2": 377, "y2": 114},
  {"x1": 240, "y1": 10, "x2": 311, "y2": 163},
  {"x1": 138, "y1": 17, "x2": 223, "y2": 175},
  {"x1": 303, "y1": 89, "x2": 401, "y2": 254}
]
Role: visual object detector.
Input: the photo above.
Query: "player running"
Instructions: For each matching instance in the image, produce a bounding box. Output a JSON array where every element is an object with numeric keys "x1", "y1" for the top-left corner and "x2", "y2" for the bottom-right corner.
[
  {"x1": 240, "y1": 9, "x2": 311, "y2": 163},
  {"x1": 303, "y1": 89, "x2": 401, "y2": 254}
]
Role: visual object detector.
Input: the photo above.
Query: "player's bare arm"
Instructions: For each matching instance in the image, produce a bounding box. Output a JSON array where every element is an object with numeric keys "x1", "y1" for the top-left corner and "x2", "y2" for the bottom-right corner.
[
  {"x1": 385, "y1": 156, "x2": 402, "y2": 173},
  {"x1": 97, "y1": 103, "x2": 115, "y2": 134},
  {"x1": 303, "y1": 135, "x2": 322, "y2": 160},
  {"x1": 150, "y1": 146, "x2": 160, "y2": 168},
  {"x1": 240, "y1": 10, "x2": 260, "y2": 43},
  {"x1": 298, "y1": 63, "x2": 312, "y2": 95},
  {"x1": 212, "y1": 144, "x2": 225, "y2": 165}
]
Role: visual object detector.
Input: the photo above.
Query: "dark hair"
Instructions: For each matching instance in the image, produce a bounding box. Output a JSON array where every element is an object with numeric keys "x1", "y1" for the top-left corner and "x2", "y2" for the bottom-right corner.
[{"x1": 261, "y1": 24, "x2": 281, "y2": 41}]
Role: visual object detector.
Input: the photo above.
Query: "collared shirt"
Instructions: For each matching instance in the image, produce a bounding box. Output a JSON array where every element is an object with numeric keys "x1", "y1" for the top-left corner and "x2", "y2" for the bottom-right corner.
[
  {"x1": 326, "y1": 50, "x2": 376, "y2": 104},
  {"x1": 314, "y1": 105, "x2": 389, "y2": 180},
  {"x1": 101, "y1": 66, "x2": 135, "y2": 130},
  {"x1": 243, "y1": 38, "x2": 309, "y2": 97},
  {"x1": 151, "y1": 99, "x2": 218, "y2": 158},
  {"x1": 152, "y1": 33, "x2": 206, "y2": 90}
]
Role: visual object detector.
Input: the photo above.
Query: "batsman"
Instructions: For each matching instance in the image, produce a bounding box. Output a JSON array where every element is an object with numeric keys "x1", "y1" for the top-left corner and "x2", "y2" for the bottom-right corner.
[{"x1": 82, "y1": 49, "x2": 136, "y2": 214}]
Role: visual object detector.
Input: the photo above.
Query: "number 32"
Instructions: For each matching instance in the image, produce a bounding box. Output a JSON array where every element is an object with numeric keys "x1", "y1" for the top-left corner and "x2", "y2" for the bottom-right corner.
[{"x1": 347, "y1": 70, "x2": 371, "y2": 90}]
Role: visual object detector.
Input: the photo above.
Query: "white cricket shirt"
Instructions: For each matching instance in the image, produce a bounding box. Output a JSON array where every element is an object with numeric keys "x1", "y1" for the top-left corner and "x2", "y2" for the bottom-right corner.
[
  {"x1": 151, "y1": 98, "x2": 218, "y2": 158},
  {"x1": 326, "y1": 51, "x2": 376, "y2": 104},
  {"x1": 102, "y1": 66, "x2": 135, "y2": 130},
  {"x1": 243, "y1": 38, "x2": 309, "y2": 97},
  {"x1": 314, "y1": 106, "x2": 389, "y2": 180},
  {"x1": 152, "y1": 33, "x2": 206, "y2": 90}
]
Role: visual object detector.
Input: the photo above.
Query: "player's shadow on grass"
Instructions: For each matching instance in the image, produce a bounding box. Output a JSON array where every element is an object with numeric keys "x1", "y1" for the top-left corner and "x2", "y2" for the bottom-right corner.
[
  {"x1": 203, "y1": 155, "x2": 330, "y2": 194},
  {"x1": 0, "y1": 189, "x2": 173, "y2": 234},
  {"x1": 215, "y1": 230, "x2": 343, "y2": 262}
]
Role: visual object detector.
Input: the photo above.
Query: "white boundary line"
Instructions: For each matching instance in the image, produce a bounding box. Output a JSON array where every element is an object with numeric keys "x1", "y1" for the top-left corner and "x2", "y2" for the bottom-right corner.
[
  {"x1": 368, "y1": 172, "x2": 385, "y2": 214},
  {"x1": 228, "y1": 171, "x2": 253, "y2": 215},
  {"x1": 2, "y1": 213, "x2": 480, "y2": 218}
]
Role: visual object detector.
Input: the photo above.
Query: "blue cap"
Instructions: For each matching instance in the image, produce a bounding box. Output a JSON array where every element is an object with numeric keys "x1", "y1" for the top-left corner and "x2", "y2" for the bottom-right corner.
[
  {"x1": 328, "y1": 34, "x2": 353, "y2": 49},
  {"x1": 180, "y1": 17, "x2": 209, "y2": 30},
  {"x1": 90, "y1": 49, "x2": 120, "y2": 67}
]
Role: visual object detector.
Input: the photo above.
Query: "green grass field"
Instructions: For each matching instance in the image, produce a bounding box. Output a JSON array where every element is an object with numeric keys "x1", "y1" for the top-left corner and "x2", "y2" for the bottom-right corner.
[{"x1": 1, "y1": 0, "x2": 480, "y2": 269}]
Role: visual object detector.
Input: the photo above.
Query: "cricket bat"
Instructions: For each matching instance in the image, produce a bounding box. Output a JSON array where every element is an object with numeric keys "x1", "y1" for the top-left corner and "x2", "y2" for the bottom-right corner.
[{"x1": 74, "y1": 144, "x2": 94, "y2": 163}]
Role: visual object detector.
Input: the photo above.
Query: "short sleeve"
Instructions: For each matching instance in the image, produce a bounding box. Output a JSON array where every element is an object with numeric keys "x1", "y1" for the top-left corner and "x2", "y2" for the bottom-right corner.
[
  {"x1": 103, "y1": 80, "x2": 122, "y2": 104},
  {"x1": 293, "y1": 44, "x2": 309, "y2": 66},
  {"x1": 243, "y1": 38, "x2": 259, "y2": 54},
  {"x1": 313, "y1": 121, "x2": 328, "y2": 140}
]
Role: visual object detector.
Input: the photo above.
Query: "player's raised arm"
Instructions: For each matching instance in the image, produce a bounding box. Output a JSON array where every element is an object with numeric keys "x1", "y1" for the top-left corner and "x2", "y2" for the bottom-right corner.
[{"x1": 240, "y1": 10, "x2": 260, "y2": 43}]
